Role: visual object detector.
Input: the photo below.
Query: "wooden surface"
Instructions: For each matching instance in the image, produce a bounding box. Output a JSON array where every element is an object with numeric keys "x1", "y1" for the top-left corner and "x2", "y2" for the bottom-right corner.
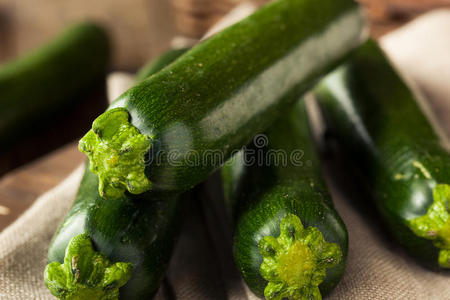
[
  {"x1": 1, "y1": 0, "x2": 449, "y2": 231},
  {"x1": 0, "y1": 144, "x2": 84, "y2": 230}
]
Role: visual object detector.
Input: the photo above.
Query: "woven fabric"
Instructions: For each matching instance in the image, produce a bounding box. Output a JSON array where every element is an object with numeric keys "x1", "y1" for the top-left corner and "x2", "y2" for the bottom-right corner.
[
  {"x1": 0, "y1": 166, "x2": 84, "y2": 299},
  {"x1": 1, "y1": 8, "x2": 450, "y2": 300}
]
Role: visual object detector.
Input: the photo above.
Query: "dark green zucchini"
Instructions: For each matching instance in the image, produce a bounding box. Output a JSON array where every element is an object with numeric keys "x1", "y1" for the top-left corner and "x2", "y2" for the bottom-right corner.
[
  {"x1": 222, "y1": 100, "x2": 348, "y2": 299},
  {"x1": 315, "y1": 39, "x2": 450, "y2": 269},
  {"x1": 0, "y1": 22, "x2": 110, "y2": 148},
  {"x1": 45, "y1": 166, "x2": 182, "y2": 299},
  {"x1": 45, "y1": 49, "x2": 188, "y2": 299},
  {"x1": 78, "y1": 0, "x2": 366, "y2": 199}
]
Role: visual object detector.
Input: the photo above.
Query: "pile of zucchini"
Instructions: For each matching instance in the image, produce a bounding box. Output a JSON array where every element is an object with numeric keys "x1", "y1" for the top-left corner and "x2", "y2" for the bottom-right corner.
[
  {"x1": 24, "y1": 0, "x2": 448, "y2": 299},
  {"x1": 43, "y1": 0, "x2": 365, "y2": 298}
]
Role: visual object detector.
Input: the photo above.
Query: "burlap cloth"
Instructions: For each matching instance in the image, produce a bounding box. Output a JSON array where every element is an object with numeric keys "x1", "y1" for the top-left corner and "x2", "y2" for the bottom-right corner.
[{"x1": 1, "y1": 8, "x2": 450, "y2": 300}]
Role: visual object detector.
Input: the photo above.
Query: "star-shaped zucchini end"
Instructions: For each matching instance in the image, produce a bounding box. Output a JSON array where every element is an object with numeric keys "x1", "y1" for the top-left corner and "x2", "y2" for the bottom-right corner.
[
  {"x1": 44, "y1": 233, "x2": 132, "y2": 300},
  {"x1": 259, "y1": 214, "x2": 342, "y2": 300},
  {"x1": 79, "y1": 107, "x2": 152, "y2": 199}
]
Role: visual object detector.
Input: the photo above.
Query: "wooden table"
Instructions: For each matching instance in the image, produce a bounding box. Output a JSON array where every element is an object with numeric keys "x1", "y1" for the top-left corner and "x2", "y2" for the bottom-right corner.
[{"x1": 1, "y1": 0, "x2": 449, "y2": 231}]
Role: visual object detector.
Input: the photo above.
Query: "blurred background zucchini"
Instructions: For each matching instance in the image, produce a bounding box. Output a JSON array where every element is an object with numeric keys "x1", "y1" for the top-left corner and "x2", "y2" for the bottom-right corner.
[{"x1": 0, "y1": 22, "x2": 110, "y2": 150}]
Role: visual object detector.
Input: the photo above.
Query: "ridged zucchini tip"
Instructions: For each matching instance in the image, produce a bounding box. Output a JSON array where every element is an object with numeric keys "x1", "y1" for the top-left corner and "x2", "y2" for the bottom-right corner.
[
  {"x1": 44, "y1": 233, "x2": 132, "y2": 300},
  {"x1": 79, "y1": 107, "x2": 152, "y2": 199},
  {"x1": 408, "y1": 184, "x2": 450, "y2": 268},
  {"x1": 259, "y1": 214, "x2": 342, "y2": 300}
]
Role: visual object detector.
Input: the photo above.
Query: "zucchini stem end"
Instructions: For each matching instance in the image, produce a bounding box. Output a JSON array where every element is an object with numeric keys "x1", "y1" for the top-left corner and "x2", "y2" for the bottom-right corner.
[
  {"x1": 259, "y1": 214, "x2": 342, "y2": 300},
  {"x1": 79, "y1": 107, "x2": 152, "y2": 199},
  {"x1": 44, "y1": 233, "x2": 132, "y2": 300},
  {"x1": 409, "y1": 184, "x2": 450, "y2": 268}
]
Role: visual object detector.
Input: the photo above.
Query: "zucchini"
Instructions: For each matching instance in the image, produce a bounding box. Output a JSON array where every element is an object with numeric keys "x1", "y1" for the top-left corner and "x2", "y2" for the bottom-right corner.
[
  {"x1": 45, "y1": 167, "x2": 182, "y2": 299},
  {"x1": 79, "y1": 0, "x2": 366, "y2": 199},
  {"x1": 222, "y1": 100, "x2": 348, "y2": 299},
  {"x1": 0, "y1": 22, "x2": 110, "y2": 148},
  {"x1": 314, "y1": 39, "x2": 450, "y2": 269},
  {"x1": 45, "y1": 49, "x2": 187, "y2": 299}
]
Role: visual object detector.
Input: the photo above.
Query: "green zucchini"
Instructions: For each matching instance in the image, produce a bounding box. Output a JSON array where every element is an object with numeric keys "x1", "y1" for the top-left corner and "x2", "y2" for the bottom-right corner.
[
  {"x1": 0, "y1": 22, "x2": 110, "y2": 148},
  {"x1": 79, "y1": 0, "x2": 366, "y2": 199},
  {"x1": 314, "y1": 39, "x2": 450, "y2": 269},
  {"x1": 222, "y1": 100, "x2": 348, "y2": 299},
  {"x1": 45, "y1": 167, "x2": 182, "y2": 299},
  {"x1": 45, "y1": 49, "x2": 187, "y2": 299}
]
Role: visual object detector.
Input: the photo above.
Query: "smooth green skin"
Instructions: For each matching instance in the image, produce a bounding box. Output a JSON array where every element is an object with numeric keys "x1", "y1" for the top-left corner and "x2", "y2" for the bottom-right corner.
[
  {"x1": 222, "y1": 100, "x2": 348, "y2": 299},
  {"x1": 45, "y1": 233, "x2": 132, "y2": 300},
  {"x1": 315, "y1": 39, "x2": 450, "y2": 269},
  {"x1": 82, "y1": 0, "x2": 366, "y2": 197},
  {"x1": 46, "y1": 50, "x2": 187, "y2": 299},
  {"x1": 0, "y1": 22, "x2": 110, "y2": 148}
]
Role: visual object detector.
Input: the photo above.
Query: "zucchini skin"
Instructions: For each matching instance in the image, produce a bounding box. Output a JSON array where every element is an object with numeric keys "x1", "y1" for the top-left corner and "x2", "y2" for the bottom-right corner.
[
  {"x1": 223, "y1": 101, "x2": 348, "y2": 298},
  {"x1": 47, "y1": 166, "x2": 182, "y2": 299},
  {"x1": 95, "y1": 0, "x2": 366, "y2": 194},
  {"x1": 0, "y1": 22, "x2": 110, "y2": 147},
  {"x1": 315, "y1": 39, "x2": 450, "y2": 269}
]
